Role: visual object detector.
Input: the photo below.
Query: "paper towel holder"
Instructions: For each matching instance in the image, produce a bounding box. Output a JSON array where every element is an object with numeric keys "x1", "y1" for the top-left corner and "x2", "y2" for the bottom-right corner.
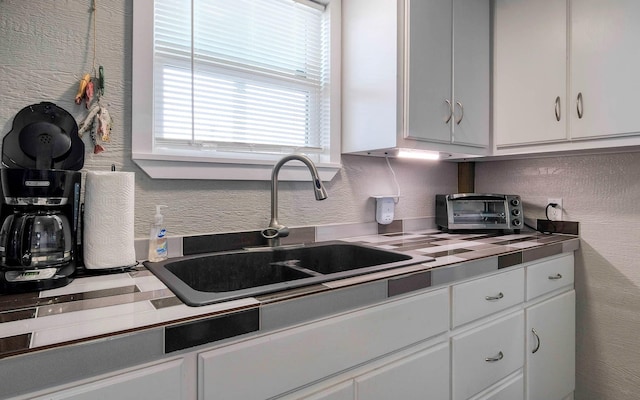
[
  {"x1": 76, "y1": 203, "x2": 139, "y2": 276},
  {"x1": 77, "y1": 170, "x2": 139, "y2": 275}
]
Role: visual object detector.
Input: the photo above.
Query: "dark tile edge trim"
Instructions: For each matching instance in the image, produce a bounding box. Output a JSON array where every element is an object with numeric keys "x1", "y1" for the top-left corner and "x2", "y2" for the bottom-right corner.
[
  {"x1": 523, "y1": 243, "x2": 563, "y2": 263},
  {"x1": 388, "y1": 270, "x2": 432, "y2": 298},
  {"x1": 0, "y1": 333, "x2": 32, "y2": 358},
  {"x1": 498, "y1": 252, "x2": 523, "y2": 269},
  {"x1": 165, "y1": 308, "x2": 259, "y2": 353}
]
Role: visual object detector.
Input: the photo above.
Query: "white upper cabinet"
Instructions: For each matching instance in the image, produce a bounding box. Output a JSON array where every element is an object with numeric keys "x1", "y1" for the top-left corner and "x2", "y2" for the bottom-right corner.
[
  {"x1": 342, "y1": 0, "x2": 490, "y2": 158},
  {"x1": 405, "y1": 0, "x2": 453, "y2": 145},
  {"x1": 493, "y1": 0, "x2": 567, "y2": 146},
  {"x1": 494, "y1": 0, "x2": 640, "y2": 154},
  {"x1": 452, "y1": 0, "x2": 492, "y2": 147},
  {"x1": 406, "y1": 0, "x2": 490, "y2": 149},
  {"x1": 570, "y1": 0, "x2": 640, "y2": 139}
]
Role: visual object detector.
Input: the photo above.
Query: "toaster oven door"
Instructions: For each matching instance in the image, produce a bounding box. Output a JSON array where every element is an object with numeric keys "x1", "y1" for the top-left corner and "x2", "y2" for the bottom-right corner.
[{"x1": 449, "y1": 195, "x2": 508, "y2": 229}]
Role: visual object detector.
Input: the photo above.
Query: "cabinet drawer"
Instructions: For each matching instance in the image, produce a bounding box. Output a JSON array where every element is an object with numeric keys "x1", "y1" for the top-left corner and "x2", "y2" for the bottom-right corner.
[
  {"x1": 452, "y1": 268, "x2": 524, "y2": 328},
  {"x1": 355, "y1": 342, "x2": 450, "y2": 400},
  {"x1": 452, "y1": 311, "x2": 525, "y2": 400},
  {"x1": 469, "y1": 373, "x2": 523, "y2": 400},
  {"x1": 526, "y1": 253, "x2": 574, "y2": 301},
  {"x1": 199, "y1": 288, "x2": 449, "y2": 400},
  {"x1": 23, "y1": 359, "x2": 186, "y2": 400}
]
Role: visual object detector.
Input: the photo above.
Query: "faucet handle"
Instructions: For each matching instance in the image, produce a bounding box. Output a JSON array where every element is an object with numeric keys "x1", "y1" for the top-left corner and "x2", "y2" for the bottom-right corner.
[{"x1": 261, "y1": 226, "x2": 290, "y2": 240}]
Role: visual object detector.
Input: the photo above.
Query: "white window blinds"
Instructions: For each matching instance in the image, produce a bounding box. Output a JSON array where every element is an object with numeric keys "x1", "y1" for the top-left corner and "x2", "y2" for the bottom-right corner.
[{"x1": 153, "y1": 0, "x2": 330, "y2": 159}]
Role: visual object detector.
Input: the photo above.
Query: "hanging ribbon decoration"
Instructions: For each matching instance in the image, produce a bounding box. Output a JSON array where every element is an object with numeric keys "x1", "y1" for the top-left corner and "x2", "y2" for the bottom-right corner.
[{"x1": 76, "y1": 0, "x2": 111, "y2": 154}]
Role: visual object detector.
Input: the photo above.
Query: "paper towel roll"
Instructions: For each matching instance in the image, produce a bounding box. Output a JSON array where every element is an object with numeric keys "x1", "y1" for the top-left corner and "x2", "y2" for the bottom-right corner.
[{"x1": 83, "y1": 171, "x2": 136, "y2": 269}]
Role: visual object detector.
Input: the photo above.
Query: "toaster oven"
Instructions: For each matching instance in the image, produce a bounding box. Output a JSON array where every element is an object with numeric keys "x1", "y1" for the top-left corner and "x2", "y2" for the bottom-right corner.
[{"x1": 435, "y1": 194, "x2": 523, "y2": 232}]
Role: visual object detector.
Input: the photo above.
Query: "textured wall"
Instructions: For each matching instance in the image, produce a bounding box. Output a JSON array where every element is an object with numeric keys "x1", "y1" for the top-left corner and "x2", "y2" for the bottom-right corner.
[
  {"x1": 6, "y1": 2, "x2": 636, "y2": 399},
  {"x1": 476, "y1": 152, "x2": 640, "y2": 400},
  {"x1": 0, "y1": 0, "x2": 457, "y2": 237}
]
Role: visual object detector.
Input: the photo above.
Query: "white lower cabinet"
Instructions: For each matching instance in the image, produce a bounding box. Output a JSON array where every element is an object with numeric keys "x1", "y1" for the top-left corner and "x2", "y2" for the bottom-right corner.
[
  {"x1": 452, "y1": 311, "x2": 525, "y2": 400},
  {"x1": 354, "y1": 342, "x2": 450, "y2": 400},
  {"x1": 286, "y1": 381, "x2": 355, "y2": 400},
  {"x1": 525, "y1": 290, "x2": 576, "y2": 400},
  {"x1": 280, "y1": 341, "x2": 450, "y2": 400},
  {"x1": 199, "y1": 288, "x2": 449, "y2": 400},
  {"x1": 18, "y1": 358, "x2": 187, "y2": 400},
  {"x1": 469, "y1": 373, "x2": 524, "y2": 400},
  {"x1": 452, "y1": 268, "x2": 525, "y2": 328}
]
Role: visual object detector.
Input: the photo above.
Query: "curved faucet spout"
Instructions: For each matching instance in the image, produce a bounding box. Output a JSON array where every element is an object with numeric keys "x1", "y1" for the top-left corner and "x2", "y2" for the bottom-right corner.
[{"x1": 261, "y1": 154, "x2": 328, "y2": 246}]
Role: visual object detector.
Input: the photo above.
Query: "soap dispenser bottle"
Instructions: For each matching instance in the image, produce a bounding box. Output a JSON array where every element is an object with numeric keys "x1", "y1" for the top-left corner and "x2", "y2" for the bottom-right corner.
[{"x1": 148, "y1": 205, "x2": 168, "y2": 262}]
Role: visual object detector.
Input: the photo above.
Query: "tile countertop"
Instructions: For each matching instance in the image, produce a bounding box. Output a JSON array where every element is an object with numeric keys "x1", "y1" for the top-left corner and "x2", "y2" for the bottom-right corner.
[{"x1": 0, "y1": 229, "x2": 579, "y2": 360}]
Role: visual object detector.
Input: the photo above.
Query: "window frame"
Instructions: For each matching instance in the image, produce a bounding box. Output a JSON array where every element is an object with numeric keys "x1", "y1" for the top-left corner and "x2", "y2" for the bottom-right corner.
[{"x1": 131, "y1": 0, "x2": 342, "y2": 181}]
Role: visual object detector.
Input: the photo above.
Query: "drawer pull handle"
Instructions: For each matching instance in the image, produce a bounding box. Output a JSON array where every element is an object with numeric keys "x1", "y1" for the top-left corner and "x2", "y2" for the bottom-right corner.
[
  {"x1": 548, "y1": 273, "x2": 563, "y2": 280},
  {"x1": 485, "y1": 292, "x2": 504, "y2": 301},
  {"x1": 532, "y1": 328, "x2": 541, "y2": 354},
  {"x1": 485, "y1": 351, "x2": 504, "y2": 362}
]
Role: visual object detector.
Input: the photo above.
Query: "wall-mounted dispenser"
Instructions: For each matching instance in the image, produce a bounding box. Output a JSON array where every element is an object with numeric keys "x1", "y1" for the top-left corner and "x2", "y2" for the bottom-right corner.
[{"x1": 372, "y1": 196, "x2": 399, "y2": 225}]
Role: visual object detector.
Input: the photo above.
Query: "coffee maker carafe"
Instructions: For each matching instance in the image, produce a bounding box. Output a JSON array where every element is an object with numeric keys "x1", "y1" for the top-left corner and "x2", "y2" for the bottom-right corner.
[{"x1": 0, "y1": 102, "x2": 84, "y2": 292}]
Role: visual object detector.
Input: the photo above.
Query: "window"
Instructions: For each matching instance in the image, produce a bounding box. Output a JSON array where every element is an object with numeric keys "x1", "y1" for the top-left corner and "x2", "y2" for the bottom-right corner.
[{"x1": 132, "y1": 0, "x2": 341, "y2": 180}]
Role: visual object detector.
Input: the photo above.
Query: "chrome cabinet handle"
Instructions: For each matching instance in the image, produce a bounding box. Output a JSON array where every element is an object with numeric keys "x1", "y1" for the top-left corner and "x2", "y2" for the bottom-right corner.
[
  {"x1": 555, "y1": 96, "x2": 561, "y2": 121},
  {"x1": 455, "y1": 101, "x2": 464, "y2": 125},
  {"x1": 485, "y1": 292, "x2": 504, "y2": 301},
  {"x1": 577, "y1": 92, "x2": 584, "y2": 119},
  {"x1": 532, "y1": 328, "x2": 541, "y2": 354},
  {"x1": 445, "y1": 99, "x2": 453, "y2": 124},
  {"x1": 485, "y1": 351, "x2": 504, "y2": 362},
  {"x1": 548, "y1": 273, "x2": 563, "y2": 280}
]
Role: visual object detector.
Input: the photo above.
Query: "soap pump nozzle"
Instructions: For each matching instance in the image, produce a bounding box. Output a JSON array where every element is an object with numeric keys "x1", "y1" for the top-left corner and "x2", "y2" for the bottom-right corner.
[{"x1": 154, "y1": 205, "x2": 167, "y2": 225}]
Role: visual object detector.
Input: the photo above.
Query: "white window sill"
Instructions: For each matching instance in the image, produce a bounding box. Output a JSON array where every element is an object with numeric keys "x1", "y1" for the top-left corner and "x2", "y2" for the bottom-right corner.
[{"x1": 132, "y1": 152, "x2": 341, "y2": 181}]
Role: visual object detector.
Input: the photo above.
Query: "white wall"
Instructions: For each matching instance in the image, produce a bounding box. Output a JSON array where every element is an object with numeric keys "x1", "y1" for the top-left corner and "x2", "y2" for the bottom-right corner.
[
  {"x1": 476, "y1": 152, "x2": 640, "y2": 400},
  {"x1": 0, "y1": 0, "x2": 457, "y2": 237}
]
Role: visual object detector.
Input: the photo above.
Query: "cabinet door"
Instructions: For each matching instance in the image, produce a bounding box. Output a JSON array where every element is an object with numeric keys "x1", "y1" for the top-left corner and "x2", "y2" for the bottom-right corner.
[
  {"x1": 526, "y1": 290, "x2": 575, "y2": 400},
  {"x1": 452, "y1": 311, "x2": 525, "y2": 400},
  {"x1": 25, "y1": 359, "x2": 186, "y2": 400},
  {"x1": 406, "y1": 0, "x2": 453, "y2": 143},
  {"x1": 570, "y1": 0, "x2": 640, "y2": 139},
  {"x1": 453, "y1": 0, "x2": 490, "y2": 147},
  {"x1": 355, "y1": 342, "x2": 450, "y2": 400},
  {"x1": 493, "y1": 0, "x2": 567, "y2": 146}
]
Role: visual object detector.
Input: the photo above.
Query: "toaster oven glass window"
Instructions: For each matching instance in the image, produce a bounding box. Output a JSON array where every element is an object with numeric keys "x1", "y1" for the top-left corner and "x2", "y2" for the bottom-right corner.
[{"x1": 451, "y1": 200, "x2": 507, "y2": 225}]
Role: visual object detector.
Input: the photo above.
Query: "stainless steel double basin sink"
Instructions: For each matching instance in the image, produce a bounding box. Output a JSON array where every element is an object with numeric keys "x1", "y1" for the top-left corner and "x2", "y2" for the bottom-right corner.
[{"x1": 145, "y1": 241, "x2": 431, "y2": 306}]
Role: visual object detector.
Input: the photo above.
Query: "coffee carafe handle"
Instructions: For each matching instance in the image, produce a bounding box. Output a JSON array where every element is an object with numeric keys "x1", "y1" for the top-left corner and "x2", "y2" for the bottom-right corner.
[
  {"x1": 4, "y1": 214, "x2": 34, "y2": 267},
  {"x1": 18, "y1": 215, "x2": 34, "y2": 266}
]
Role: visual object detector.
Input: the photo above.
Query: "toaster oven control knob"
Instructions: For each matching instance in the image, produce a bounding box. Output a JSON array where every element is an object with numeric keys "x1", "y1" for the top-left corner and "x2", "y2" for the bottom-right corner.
[
  {"x1": 512, "y1": 209, "x2": 521, "y2": 216},
  {"x1": 512, "y1": 219, "x2": 522, "y2": 226},
  {"x1": 510, "y1": 198, "x2": 520, "y2": 206}
]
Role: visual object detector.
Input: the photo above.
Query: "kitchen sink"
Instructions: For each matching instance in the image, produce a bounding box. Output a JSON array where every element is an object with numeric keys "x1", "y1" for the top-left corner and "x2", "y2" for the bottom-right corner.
[{"x1": 145, "y1": 241, "x2": 433, "y2": 306}]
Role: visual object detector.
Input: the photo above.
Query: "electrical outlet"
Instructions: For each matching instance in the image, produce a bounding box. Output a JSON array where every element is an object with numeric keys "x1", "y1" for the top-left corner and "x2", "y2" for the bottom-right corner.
[{"x1": 547, "y1": 198, "x2": 563, "y2": 221}]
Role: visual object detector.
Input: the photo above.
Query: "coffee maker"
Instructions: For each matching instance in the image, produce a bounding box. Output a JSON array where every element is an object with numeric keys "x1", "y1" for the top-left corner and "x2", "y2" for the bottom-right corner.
[{"x1": 0, "y1": 102, "x2": 84, "y2": 292}]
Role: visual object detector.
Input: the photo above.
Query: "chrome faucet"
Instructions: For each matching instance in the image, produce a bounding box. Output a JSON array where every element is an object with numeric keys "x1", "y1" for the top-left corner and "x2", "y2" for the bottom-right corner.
[{"x1": 261, "y1": 154, "x2": 328, "y2": 247}]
